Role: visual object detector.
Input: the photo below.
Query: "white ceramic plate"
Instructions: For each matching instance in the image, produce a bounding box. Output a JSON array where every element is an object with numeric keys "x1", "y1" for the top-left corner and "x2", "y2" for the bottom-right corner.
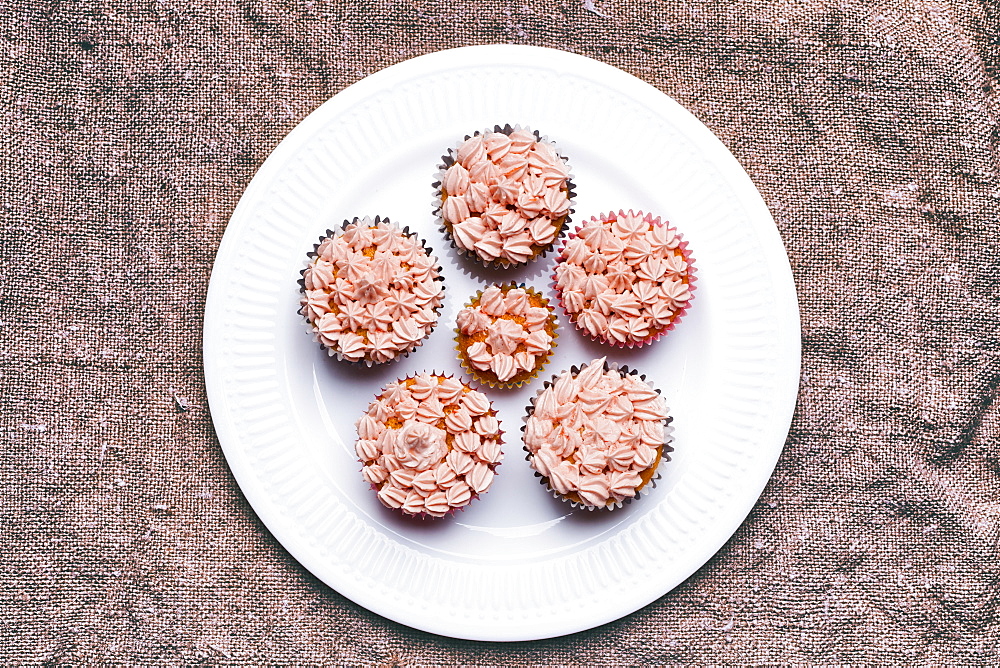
[{"x1": 204, "y1": 45, "x2": 800, "y2": 641}]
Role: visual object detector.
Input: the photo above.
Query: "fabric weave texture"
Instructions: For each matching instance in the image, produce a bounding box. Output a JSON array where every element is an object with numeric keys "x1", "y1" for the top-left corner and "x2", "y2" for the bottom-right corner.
[{"x1": 2, "y1": 0, "x2": 999, "y2": 663}]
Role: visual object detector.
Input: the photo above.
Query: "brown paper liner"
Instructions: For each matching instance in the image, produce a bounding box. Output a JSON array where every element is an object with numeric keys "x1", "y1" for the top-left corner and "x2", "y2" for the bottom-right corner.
[
  {"x1": 521, "y1": 359, "x2": 674, "y2": 512},
  {"x1": 298, "y1": 215, "x2": 445, "y2": 367},
  {"x1": 454, "y1": 283, "x2": 559, "y2": 390},
  {"x1": 358, "y1": 372, "x2": 504, "y2": 519},
  {"x1": 551, "y1": 209, "x2": 697, "y2": 349},
  {"x1": 432, "y1": 124, "x2": 576, "y2": 270}
]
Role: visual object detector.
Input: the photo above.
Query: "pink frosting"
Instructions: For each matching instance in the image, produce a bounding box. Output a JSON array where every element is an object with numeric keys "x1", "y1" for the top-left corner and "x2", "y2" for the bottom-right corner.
[
  {"x1": 555, "y1": 211, "x2": 692, "y2": 345},
  {"x1": 357, "y1": 374, "x2": 503, "y2": 517},
  {"x1": 302, "y1": 218, "x2": 444, "y2": 362},
  {"x1": 455, "y1": 285, "x2": 555, "y2": 384},
  {"x1": 524, "y1": 357, "x2": 668, "y2": 507},
  {"x1": 441, "y1": 128, "x2": 571, "y2": 265}
]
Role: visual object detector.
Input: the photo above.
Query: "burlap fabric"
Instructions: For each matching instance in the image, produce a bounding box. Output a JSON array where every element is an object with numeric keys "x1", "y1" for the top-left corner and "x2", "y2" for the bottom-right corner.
[{"x1": 3, "y1": 0, "x2": 998, "y2": 663}]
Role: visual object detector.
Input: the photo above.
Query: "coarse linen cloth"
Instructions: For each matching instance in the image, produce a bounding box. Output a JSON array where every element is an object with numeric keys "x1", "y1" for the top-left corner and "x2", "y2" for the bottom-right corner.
[{"x1": 2, "y1": 0, "x2": 998, "y2": 664}]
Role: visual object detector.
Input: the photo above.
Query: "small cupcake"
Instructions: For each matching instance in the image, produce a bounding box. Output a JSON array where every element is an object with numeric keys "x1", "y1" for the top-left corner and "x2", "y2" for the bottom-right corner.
[
  {"x1": 455, "y1": 283, "x2": 558, "y2": 389},
  {"x1": 300, "y1": 216, "x2": 445, "y2": 365},
  {"x1": 523, "y1": 357, "x2": 671, "y2": 511},
  {"x1": 553, "y1": 210, "x2": 695, "y2": 347},
  {"x1": 355, "y1": 373, "x2": 504, "y2": 518},
  {"x1": 435, "y1": 125, "x2": 574, "y2": 268}
]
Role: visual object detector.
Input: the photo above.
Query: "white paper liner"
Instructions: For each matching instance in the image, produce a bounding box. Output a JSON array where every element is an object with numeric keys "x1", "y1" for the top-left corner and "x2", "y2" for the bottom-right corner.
[
  {"x1": 520, "y1": 358, "x2": 674, "y2": 512},
  {"x1": 298, "y1": 215, "x2": 446, "y2": 367},
  {"x1": 432, "y1": 124, "x2": 577, "y2": 272}
]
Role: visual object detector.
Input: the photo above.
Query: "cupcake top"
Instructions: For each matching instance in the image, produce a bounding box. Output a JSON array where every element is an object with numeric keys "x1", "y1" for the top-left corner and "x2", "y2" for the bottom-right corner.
[
  {"x1": 439, "y1": 127, "x2": 572, "y2": 265},
  {"x1": 555, "y1": 210, "x2": 694, "y2": 346},
  {"x1": 356, "y1": 373, "x2": 503, "y2": 517},
  {"x1": 301, "y1": 217, "x2": 444, "y2": 363},
  {"x1": 524, "y1": 358, "x2": 668, "y2": 508},
  {"x1": 455, "y1": 284, "x2": 556, "y2": 386}
]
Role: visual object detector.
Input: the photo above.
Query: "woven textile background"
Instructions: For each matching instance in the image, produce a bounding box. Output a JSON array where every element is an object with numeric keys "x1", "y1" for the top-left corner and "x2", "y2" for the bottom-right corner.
[{"x1": 3, "y1": 0, "x2": 999, "y2": 663}]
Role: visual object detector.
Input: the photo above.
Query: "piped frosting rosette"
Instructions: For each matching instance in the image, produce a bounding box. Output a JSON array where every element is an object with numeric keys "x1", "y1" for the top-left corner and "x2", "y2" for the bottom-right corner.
[
  {"x1": 355, "y1": 373, "x2": 504, "y2": 518},
  {"x1": 454, "y1": 283, "x2": 558, "y2": 389},
  {"x1": 299, "y1": 216, "x2": 445, "y2": 366},
  {"x1": 553, "y1": 210, "x2": 696, "y2": 348},
  {"x1": 434, "y1": 124, "x2": 575, "y2": 269},
  {"x1": 522, "y1": 357, "x2": 673, "y2": 511}
]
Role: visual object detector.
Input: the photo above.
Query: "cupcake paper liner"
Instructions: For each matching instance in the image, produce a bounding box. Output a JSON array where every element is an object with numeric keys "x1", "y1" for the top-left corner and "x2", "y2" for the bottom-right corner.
[
  {"x1": 298, "y1": 215, "x2": 446, "y2": 367},
  {"x1": 359, "y1": 371, "x2": 505, "y2": 519},
  {"x1": 521, "y1": 359, "x2": 674, "y2": 512},
  {"x1": 432, "y1": 124, "x2": 577, "y2": 271},
  {"x1": 551, "y1": 209, "x2": 697, "y2": 349},
  {"x1": 454, "y1": 283, "x2": 559, "y2": 390}
]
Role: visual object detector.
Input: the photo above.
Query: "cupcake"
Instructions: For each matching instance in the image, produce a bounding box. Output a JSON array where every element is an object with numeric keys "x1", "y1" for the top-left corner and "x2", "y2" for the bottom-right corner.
[
  {"x1": 355, "y1": 373, "x2": 504, "y2": 517},
  {"x1": 300, "y1": 216, "x2": 445, "y2": 365},
  {"x1": 523, "y1": 357, "x2": 671, "y2": 511},
  {"x1": 455, "y1": 283, "x2": 558, "y2": 389},
  {"x1": 435, "y1": 125, "x2": 574, "y2": 268},
  {"x1": 553, "y1": 210, "x2": 695, "y2": 347}
]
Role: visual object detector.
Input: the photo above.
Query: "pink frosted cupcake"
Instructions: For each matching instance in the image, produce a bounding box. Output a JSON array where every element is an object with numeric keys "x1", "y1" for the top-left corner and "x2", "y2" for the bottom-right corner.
[
  {"x1": 553, "y1": 210, "x2": 695, "y2": 347},
  {"x1": 300, "y1": 216, "x2": 445, "y2": 365},
  {"x1": 523, "y1": 357, "x2": 672, "y2": 511},
  {"x1": 355, "y1": 373, "x2": 503, "y2": 518},
  {"x1": 435, "y1": 125, "x2": 574, "y2": 268},
  {"x1": 454, "y1": 283, "x2": 558, "y2": 389}
]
